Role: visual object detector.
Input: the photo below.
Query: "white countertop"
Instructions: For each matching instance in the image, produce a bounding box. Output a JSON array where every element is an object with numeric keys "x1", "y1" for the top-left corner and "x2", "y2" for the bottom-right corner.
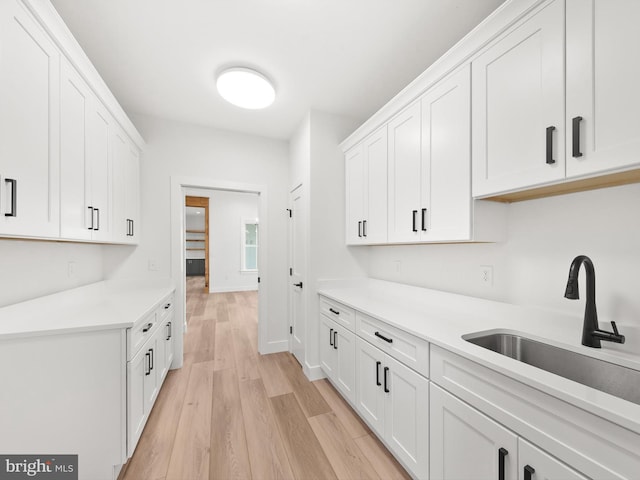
[
  {"x1": 317, "y1": 278, "x2": 640, "y2": 436},
  {"x1": 0, "y1": 279, "x2": 176, "y2": 340}
]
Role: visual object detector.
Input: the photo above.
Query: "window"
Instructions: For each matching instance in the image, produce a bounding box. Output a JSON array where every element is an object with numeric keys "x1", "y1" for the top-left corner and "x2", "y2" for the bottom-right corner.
[{"x1": 242, "y1": 219, "x2": 259, "y2": 272}]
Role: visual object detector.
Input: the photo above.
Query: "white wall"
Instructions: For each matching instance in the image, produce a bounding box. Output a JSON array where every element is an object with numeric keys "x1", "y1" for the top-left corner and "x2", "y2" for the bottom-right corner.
[
  {"x1": 290, "y1": 110, "x2": 369, "y2": 376},
  {"x1": 0, "y1": 240, "x2": 105, "y2": 307},
  {"x1": 207, "y1": 190, "x2": 259, "y2": 293},
  {"x1": 368, "y1": 183, "x2": 640, "y2": 353},
  {"x1": 103, "y1": 114, "x2": 289, "y2": 350}
]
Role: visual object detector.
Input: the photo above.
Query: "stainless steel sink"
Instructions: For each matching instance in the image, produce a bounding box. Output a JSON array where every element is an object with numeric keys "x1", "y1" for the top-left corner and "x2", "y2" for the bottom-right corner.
[{"x1": 463, "y1": 331, "x2": 640, "y2": 406}]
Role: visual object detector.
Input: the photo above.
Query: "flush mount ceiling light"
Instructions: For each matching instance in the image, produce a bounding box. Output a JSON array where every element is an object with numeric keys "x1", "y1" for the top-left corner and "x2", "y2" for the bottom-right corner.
[{"x1": 216, "y1": 67, "x2": 275, "y2": 109}]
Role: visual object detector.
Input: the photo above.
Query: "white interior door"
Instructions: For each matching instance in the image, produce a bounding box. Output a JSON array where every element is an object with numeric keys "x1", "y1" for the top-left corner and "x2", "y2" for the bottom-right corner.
[{"x1": 289, "y1": 184, "x2": 306, "y2": 365}]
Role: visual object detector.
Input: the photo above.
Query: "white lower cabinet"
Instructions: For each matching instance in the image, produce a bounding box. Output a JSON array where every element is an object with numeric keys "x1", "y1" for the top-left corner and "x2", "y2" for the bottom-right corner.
[
  {"x1": 355, "y1": 337, "x2": 429, "y2": 480},
  {"x1": 319, "y1": 313, "x2": 356, "y2": 404},
  {"x1": 127, "y1": 295, "x2": 174, "y2": 458},
  {"x1": 430, "y1": 383, "x2": 588, "y2": 480}
]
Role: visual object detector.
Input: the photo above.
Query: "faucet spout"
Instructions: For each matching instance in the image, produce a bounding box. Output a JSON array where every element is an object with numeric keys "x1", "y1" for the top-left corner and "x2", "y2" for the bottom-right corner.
[{"x1": 564, "y1": 255, "x2": 625, "y2": 348}]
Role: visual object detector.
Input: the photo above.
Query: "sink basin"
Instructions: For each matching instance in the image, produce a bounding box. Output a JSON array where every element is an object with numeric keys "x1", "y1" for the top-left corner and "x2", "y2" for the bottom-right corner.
[{"x1": 463, "y1": 331, "x2": 640, "y2": 406}]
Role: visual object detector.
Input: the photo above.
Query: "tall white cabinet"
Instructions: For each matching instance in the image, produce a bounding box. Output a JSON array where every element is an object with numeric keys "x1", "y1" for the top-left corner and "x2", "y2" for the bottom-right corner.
[{"x1": 0, "y1": 0, "x2": 60, "y2": 237}]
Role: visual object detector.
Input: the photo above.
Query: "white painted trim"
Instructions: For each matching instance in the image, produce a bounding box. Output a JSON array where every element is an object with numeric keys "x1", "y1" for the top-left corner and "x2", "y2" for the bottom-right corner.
[
  {"x1": 170, "y1": 177, "x2": 269, "y2": 367},
  {"x1": 261, "y1": 340, "x2": 289, "y2": 355},
  {"x1": 22, "y1": 0, "x2": 145, "y2": 150},
  {"x1": 304, "y1": 363, "x2": 326, "y2": 382},
  {"x1": 339, "y1": 0, "x2": 547, "y2": 152},
  {"x1": 210, "y1": 286, "x2": 258, "y2": 294}
]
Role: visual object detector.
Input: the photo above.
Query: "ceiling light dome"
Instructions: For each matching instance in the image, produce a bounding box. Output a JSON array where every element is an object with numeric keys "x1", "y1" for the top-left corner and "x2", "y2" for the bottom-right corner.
[{"x1": 216, "y1": 67, "x2": 275, "y2": 109}]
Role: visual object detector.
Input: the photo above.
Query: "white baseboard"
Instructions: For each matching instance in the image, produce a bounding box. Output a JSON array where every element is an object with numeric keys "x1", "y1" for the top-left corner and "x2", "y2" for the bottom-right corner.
[
  {"x1": 304, "y1": 363, "x2": 326, "y2": 381},
  {"x1": 259, "y1": 340, "x2": 289, "y2": 355},
  {"x1": 210, "y1": 286, "x2": 258, "y2": 293}
]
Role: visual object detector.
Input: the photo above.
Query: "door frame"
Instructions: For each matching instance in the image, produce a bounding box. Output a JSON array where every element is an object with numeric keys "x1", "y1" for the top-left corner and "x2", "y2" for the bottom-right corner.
[{"x1": 170, "y1": 176, "x2": 268, "y2": 369}]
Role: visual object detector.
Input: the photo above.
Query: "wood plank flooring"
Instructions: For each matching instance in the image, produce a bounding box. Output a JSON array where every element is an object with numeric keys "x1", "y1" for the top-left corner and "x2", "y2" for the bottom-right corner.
[{"x1": 119, "y1": 276, "x2": 410, "y2": 480}]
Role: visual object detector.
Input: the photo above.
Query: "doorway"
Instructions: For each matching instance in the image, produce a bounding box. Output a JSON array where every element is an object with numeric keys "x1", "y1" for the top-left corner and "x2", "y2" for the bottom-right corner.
[{"x1": 185, "y1": 196, "x2": 209, "y2": 292}]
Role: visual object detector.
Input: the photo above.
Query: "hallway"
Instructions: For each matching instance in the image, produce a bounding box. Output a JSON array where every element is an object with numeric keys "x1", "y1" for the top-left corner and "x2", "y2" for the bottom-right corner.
[{"x1": 119, "y1": 277, "x2": 410, "y2": 479}]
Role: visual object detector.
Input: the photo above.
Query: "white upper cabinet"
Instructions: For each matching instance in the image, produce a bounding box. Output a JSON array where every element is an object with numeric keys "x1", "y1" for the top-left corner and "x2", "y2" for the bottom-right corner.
[
  {"x1": 472, "y1": 0, "x2": 565, "y2": 198},
  {"x1": 112, "y1": 127, "x2": 140, "y2": 244},
  {"x1": 345, "y1": 126, "x2": 387, "y2": 245},
  {"x1": 565, "y1": 0, "x2": 640, "y2": 178},
  {"x1": 421, "y1": 65, "x2": 472, "y2": 241},
  {"x1": 387, "y1": 102, "x2": 422, "y2": 243},
  {"x1": 0, "y1": 0, "x2": 60, "y2": 238},
  {"x1": 60, "y1": 59, "x2": 113, "y2": 242}
]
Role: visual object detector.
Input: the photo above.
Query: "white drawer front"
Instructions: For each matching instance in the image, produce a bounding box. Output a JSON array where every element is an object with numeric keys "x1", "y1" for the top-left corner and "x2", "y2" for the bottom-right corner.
[
  {"x1": 157, "y1": 294, "x2": 175, "y2": 323},
  {"x1": 320, "y1": 296, "x2": 355, "y2": 332},
  {"x1": 128, "y1": 311, "x2": 157, "y2": 360},
  {"x1": 356, "y1": 312, "x2": 429, "y2": 378}
]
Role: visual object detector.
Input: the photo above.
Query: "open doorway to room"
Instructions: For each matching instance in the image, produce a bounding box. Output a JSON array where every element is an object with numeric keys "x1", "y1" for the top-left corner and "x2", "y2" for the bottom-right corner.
[{"x1": 181, "y1": 187, "x2": 261, "y2": 369}]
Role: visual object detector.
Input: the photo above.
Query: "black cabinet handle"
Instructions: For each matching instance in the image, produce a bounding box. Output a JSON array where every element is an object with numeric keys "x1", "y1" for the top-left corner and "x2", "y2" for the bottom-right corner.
[
  {"x1": 149, "y1": 348, "x2": 154, "y2": 371},
  {"x1": 333, "y1": 330, "x2": 338, "y2": 350},
  {"x1": 329, "y1": 308, "x2": 339, "y2": 315},
  {"x1": 94, "y1": 208, "x2": 100, "y2": 231},
  {"x1": 4, "y1": 178, "x2": 16, "y2": 217},
  {"x1": 524, "y1": 465, "x2": 535, "y2": 480},
  {"x1": 126, "y1": 219, "x2": 130, "y2": 236},
  {"x1": 145, "y1": 352, "x2": 151, "y2": 376},
  {"x1": 164, "y1": 303, "x2": 171, "y2": 309},
  {"x1": 498, "y1": 448, "x2": 508, "y2": 480},
  {"x1": 131, "y1": 219, "x2": 134, "y2": 237},
  {"x1": 142, "y1": 322, "x2": 153, "y2": 333},
  {"x1": 88, "y1": 206, "x2": 94, "y2": 230},
  {"x1": 374, "y1": 331, "x2": 393, "y2": 343},
  {"x1": 329, "y1": 328, "x2": 334, "y2": 346},
  {"x1": 572, "y1": 116, "x2": 583, "y2": 158},
  {"x1": 358, "y1": 221, "x2": 362, "y2": 238},
  {"x1": 412, "y1": 210, "x2": 418, "y2": 232},
  {"x1": 167, "y1": 321, "x2": 172, "y2": 340},
  {"x1": 293, "y1": 282, "x2": 303, "y2": 289},
  {"x1": 362, "y1": 220, "x2": 367, "y2": 237},
  {"x1": 376, "y1": 361, "x2": 382, "y2": 386},
  {"x1": 421, "y1": 208, "x2": 427, "y2": 232},
  {"x1": 546, "y1": 126, "x2": 556, "y2": 164},
  {"x1": 383, "y1": 366, "x2": 390, "y2": 393}
]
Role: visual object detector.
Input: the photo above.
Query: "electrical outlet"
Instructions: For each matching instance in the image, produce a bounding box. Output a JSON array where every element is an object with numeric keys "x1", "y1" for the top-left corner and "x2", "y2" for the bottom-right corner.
[{"x1": 480, "y1": 265, "x2": 493, "y2": 287}]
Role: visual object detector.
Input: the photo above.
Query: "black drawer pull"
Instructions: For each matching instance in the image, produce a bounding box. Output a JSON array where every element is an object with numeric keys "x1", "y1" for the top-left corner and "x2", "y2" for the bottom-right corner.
[
  {"x1": 412, "y1": 210, "x2": 418, "y2": 232},
  {"x1": 167, "y1": 321, "x2": 172, "y2": 340},
  {"x1": 142, "y1": 322, "x2": 153, "y2": 333},
  {"x1": 421, "y1": 208, "x2": 427, "y2": 232},
  {"x1": 524, "y1": 465, "x2": 535, "y2": 480},
  {"x1": 376, "y1": 361, "x2": 382, "y2": 386},
  {"x1": 362, "y1": 220, "x2": 367, "y2": 237},
  {"x1": 4, "y1": 178, "x2": 17, "y2": 217},
  {"x1": 333, "y1": 330, "x2": 338, "y2": 350},
  {"x1": 145, "y1": 352, "x2": 151, "y2": 376},
  {"x1": 88, "y1": 206, "x2": 94, "y2": 230},
  {"x1": 498, "y1": 448, "x2": 508, "y2": 480},
  {"x1": 164, "y1": 303, "x2": 171, "y2": 309},
  {"x1": 383, "y1": 366, "x2": 390, "y2": 393},
  {"x1": 374, "y1": 331, "x2": 393, "y2": 343},
  {"x1": 358, "y1": 221, "x2": 362, "y2": 238},
  {"x1": 572, "y1": 116, "x2": 583, "y2": 158},
  {"x1": 329, "y1": 328, "x2": 334, "y2": 347},
  {"x1": 329, "y1": 308, "x2": 339, "y2": 315},
  {"x1": 149, "y1": 348, "x2": 154, "y2": 371},
  {"x1": 94, "y1": 208, "x2": 100, "y2": 231},
  {"x1": 546, "y1": 126, "x2": 556, "y2": 164}
]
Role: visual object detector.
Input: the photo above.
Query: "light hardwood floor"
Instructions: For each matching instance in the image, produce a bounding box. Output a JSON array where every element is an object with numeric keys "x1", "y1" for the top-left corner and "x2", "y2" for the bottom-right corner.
[{"x1": 119, "y1": 276, "x2": 411, "y2": 480}]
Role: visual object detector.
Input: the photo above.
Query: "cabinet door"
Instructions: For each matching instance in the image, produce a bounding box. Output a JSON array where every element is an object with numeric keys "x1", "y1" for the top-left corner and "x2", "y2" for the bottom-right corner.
[
  {"x1": 319, "y1": 315, "x2": 336, "y2": 378},
  {"x1": 355, "y1": 337, "x2": 385, "y2": 435},
  {"x1": 60, "y1": 59, "x2": 91, "y2": 240},
  {"x1": 387, "y1": 102, "x2": 422, "y2": 243},
  {"x1": 472, "y1": 0, "x2": 564, "y2": 197},
  {"x1": 384, "y1": 354, "x2": 429, "y2": 480},
  {"x1": 518, "y1": 439, "x2": 588, "y2": 480},
  {"x1": 334, "y1": 324, "x2": 356, "y2": 404},
  {"x1": 363, "y1": 126, "x2": 388, "y2": 244},
  {"x1": 345, "y1": 144, "x2": 365, "y2": 244},
  {"x1": 421, "y1": 65, "x2": 472, "y2": 242},
  {"x1": 87, "y1": 100, "x2": 112, "y2": 242},
  {"x1": 163, "y1": 320, "x2": 174, "y2": 375},
  {"x1": 430, "y1": 383, "x2": 518, "y2": 480},
  {"x1": 143, "y1": 339, "x2": 159, "y2": 415},
  {"x1": 125, "y1": 146, "x2": 140, "y2": 243},
  {"x1": 127, "y1": 349, "x2": 147, "y2": 457},
  {"x1": 112, "y1": 129, "x2": 129, "y2": 241},
  {"x1": 0, "y1": 0, "x2": 60, "y2": 237},
  {"x1": 566, "y1": 0, "x2": 640, "y2": 177}
]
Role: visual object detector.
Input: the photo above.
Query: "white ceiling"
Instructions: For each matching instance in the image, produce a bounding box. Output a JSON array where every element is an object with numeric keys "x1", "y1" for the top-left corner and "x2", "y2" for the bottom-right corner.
[{"x1": 51, "y1": 0, "x2": 505, "y2": 140}]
